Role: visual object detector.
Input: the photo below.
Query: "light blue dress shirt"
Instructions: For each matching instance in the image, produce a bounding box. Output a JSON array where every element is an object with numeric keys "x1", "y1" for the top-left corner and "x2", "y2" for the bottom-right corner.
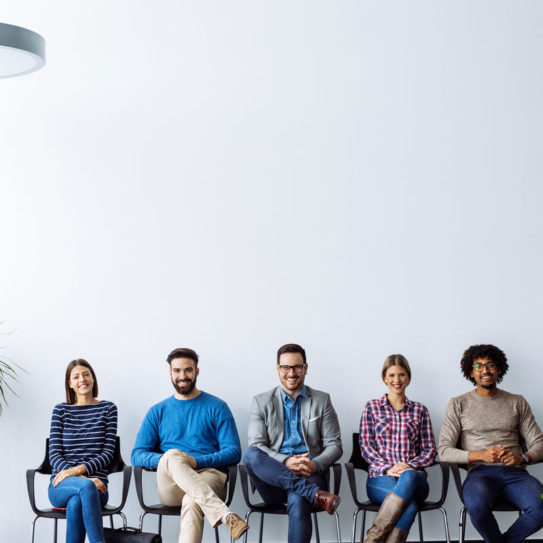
[{"x1": 279, "y1": 386, "x2": 309, "y2": 456}]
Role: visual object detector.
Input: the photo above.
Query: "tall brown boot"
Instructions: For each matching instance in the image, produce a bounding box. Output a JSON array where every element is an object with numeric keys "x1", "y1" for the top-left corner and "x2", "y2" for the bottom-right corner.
[
  {"x1": 363, "y1": 492, "x2": 408, "y2": 543},
  {"x1": 384, "y1": 527, "x2": 409, "y2": 543}
]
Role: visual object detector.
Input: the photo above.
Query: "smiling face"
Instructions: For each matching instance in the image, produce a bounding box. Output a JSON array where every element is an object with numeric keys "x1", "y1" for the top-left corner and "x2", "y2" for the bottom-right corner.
[
  {"x1": 277, "y1": 352, "x2": 307, "y2": 396},
  {"x1": 383, "y1": 364, "x2": 410, "y2": 396},
  {"x1": 69, "y1": 365, "x2": 95, "y2": 401},
  {"x1": 170, "y1": 357, "x2": 200, "y2": 398},
  {"x1": 470, "y1": 355, "x2": 501, "y2": 392}
]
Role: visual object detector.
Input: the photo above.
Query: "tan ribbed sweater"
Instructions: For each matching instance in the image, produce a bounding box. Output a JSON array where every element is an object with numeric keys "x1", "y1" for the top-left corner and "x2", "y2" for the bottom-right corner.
[{"x1": 438, "y1": 388, "x2": 543, "y2": 469}]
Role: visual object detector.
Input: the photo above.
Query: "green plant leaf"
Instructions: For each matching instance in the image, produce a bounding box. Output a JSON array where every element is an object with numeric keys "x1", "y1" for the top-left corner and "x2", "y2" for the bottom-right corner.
[{"x1": 0, "y1": 324, "x2": 27, "y2": 415}]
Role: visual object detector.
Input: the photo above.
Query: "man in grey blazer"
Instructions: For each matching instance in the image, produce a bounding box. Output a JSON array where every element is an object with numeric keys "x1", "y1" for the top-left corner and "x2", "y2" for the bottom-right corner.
[{"x1": 242, "y1": 343, "x2": 342, "y2": 543}]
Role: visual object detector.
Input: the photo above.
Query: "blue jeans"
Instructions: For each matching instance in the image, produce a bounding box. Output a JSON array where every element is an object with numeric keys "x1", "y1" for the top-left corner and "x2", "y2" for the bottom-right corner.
[
  {"x1": 242, "y1": 446, "x2": 327, "y2": 543},
  {"x1": 366, "y1": 470, "x2": 429, "y2": 531},
  {"x1": 48, "y1": 477, "x2": 108, "y2": 543},
  {"x1": 463, "y1": 464, "x2": 543, "y2": 543}
]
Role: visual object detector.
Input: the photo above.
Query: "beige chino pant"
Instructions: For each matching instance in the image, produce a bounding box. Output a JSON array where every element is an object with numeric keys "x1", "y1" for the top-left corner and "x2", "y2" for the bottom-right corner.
[{"x1": 157, "y1": 449, "x2": 229, "y2": 543}]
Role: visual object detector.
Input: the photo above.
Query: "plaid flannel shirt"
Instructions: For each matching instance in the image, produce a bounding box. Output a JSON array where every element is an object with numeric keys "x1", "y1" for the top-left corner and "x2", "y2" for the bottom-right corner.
[{"x1": 359, "y1": 394, "x2": 437, "y2": 478}]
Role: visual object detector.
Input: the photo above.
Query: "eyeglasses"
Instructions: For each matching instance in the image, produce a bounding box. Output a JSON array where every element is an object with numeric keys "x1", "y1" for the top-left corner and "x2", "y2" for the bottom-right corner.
[
  {"x1": 472, "y1": 362, "x2": 497, "y2": 372},
  {"x1": 278, "y1": 364, "x2": 306, "y2": 374}
]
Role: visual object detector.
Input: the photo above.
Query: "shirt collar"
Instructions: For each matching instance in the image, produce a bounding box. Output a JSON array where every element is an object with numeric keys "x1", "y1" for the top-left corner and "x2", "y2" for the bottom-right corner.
[
  {"x1": 379, "y1": 393, "x2": 412, "y2": 409},
  {"x1": 281, "y1": 385, "x2": 307, "y2": 404}
]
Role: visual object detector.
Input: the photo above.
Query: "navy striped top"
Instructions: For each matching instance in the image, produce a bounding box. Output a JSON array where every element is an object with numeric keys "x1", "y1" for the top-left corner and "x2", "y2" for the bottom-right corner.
[{"x1": 49, "y1": 400, "x2": 118, "y2": 483}]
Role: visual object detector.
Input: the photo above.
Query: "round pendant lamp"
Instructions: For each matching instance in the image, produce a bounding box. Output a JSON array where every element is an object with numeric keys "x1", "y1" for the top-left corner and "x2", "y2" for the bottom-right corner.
[{"x1": 0, "y1": 22, "x2": 45, "y2": 78}]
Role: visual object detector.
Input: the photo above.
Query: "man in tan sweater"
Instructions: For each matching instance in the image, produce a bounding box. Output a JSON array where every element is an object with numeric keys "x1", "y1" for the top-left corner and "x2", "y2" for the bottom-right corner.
[{"x1": 439, "y1": 344, "x2": 543, "y2": 543}]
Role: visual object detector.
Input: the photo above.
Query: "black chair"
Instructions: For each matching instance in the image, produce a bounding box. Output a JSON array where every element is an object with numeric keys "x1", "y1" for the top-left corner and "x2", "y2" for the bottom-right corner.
[
  {"x1": 345, "y1": 433, "x2": 450, "y2": 543},
  {"x1": 26, "y1": 436, "x2": 132, "y2": 543},
  {"x1": 134, "y1": 463, "x2": 238, "y2": 542},
  {"x1": 238, "y1": 462, "x2": 342, "y2": 543}
]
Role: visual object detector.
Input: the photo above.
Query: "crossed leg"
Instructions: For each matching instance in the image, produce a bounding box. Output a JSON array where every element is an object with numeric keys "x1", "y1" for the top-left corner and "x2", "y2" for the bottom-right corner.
[{"x1": 157, "y1": 449, "x2": 229, "y2": 543}]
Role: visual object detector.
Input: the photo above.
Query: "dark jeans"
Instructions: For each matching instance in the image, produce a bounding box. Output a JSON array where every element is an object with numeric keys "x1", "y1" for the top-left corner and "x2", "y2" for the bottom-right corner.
[
  {"x1": 242, "y1": 446, "x2": 327, "y2": 543},
  {"x1": 463, "y1": 464, "x2": 543, "y2": 543},
  {"x1": 366, "y1": 470, "x2": 429, "y2": 531}
]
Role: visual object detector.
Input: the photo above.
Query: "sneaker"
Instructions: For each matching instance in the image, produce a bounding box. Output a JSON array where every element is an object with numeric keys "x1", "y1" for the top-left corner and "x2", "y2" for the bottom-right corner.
[
  {"x1": 314, "y1": 490, "x2": 341, "y2": 514},
  {"x1": 225, "y1": 513, "x2": 249, "y2": 540}
]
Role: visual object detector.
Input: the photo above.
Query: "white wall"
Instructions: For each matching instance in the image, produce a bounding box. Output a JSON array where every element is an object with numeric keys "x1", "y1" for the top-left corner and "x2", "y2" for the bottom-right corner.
[{"x1": 2, "y1": 1, "x2": 543, "y2": 541}]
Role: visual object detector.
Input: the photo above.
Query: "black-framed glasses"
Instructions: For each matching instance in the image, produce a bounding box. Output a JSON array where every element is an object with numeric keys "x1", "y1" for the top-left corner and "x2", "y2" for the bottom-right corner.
[
  {"x1": 472, "y1": 362, "x2": 497, "y2": 372},
  {"x1": 278, "y1": 364, "x2": 306, "y2": 374}
]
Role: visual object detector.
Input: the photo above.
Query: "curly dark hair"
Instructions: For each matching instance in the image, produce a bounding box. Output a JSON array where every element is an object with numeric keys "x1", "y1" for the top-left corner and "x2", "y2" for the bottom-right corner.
[{"x1": 460, "y1": 344, "x2": 508, "y2": 385}]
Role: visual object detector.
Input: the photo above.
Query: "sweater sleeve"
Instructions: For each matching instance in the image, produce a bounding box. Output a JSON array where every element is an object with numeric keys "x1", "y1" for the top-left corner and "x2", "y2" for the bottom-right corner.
[
  {"x1": 131, "y1": 407, "x2": 163, "y2": 469},
  {"x1": 359, "y1": 403, "x2": 392, "y2": 476},
  {"x1": 81, "y1": 402, "x2": 118, "y2": 476},
  {"x1": 407, "y1": 405, "x2": 437, "y2": 469},
  {"x1": 518, "y1": 395, "x2": 543, "y2": 462},
  {"x1": 438, "y1": 398, "x2": 469, "y2": 464},
  {"x1": 49, "y1": 405, "x2": 72, "y2": 473},
  {"x1": 194, "y1": 403, "x2": 241, "y2": 469}
]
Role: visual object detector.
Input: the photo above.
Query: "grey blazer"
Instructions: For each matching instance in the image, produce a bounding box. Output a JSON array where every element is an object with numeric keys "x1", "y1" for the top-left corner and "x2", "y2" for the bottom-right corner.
[{"x1": 247, "y1": 385, "x2": 342, "y2": 471}]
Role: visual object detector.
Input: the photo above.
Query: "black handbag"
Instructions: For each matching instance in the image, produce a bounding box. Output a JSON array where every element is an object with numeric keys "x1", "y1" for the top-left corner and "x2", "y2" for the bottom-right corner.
[{"x1": 104, "y1": 526, "x2": 162, "y2": 543}]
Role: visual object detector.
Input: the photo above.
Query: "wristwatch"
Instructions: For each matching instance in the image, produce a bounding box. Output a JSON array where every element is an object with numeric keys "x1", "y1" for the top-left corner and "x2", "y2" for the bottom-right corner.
[{"x1": 521, "y1": 453, "x2": 529, "y2": 466}]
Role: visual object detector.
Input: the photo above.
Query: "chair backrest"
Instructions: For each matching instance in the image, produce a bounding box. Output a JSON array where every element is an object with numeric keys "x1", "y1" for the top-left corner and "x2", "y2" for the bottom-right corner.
[
  {"x1": 38, "y1": 436, "x2": 124, "y2": 475},
  {"x1": 108, "y1": 437, "x2": 126, "y2": 473},
  {"x1": 36, "y1": 439, "x2": 53, "y2": 475},
  {"x1": 348, "y1": 432, "x2": 370, "y2": 472}
]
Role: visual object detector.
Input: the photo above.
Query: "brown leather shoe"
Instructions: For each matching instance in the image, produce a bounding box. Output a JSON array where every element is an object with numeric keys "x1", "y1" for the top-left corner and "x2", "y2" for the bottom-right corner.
[
  {"x1": 224, "y1": 513, "x2": 249, "y2": 540},
  {"x1": 314, "y1": 490, "x2": 341, "y2": 514}
]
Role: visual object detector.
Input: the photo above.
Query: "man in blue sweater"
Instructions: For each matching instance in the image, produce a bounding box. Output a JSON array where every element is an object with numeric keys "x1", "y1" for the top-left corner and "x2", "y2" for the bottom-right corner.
[{"x1": 132, "y1": 348, "x2": 248, "y2": 543}]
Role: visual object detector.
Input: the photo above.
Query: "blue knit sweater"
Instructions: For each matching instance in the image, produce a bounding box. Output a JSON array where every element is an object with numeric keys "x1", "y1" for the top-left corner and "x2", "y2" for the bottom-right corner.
[{"x1": 131, "y1": 392, "x2": 241, "y2": 472}]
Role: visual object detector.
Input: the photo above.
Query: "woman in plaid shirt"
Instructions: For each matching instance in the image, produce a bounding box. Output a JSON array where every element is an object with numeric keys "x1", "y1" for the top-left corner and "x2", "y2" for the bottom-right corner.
[{"x1": 359, "y1": 355, "x2": 437, "y2": 543}]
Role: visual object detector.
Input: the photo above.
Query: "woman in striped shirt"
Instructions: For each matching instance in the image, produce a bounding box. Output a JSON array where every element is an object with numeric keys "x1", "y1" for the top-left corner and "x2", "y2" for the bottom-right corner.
[
  {"x1": 48, "y1": 359, "x2": 118, "y2": 543},
  {"x1": 359, "y1": 355, "x2": 437, "y2": 543}
]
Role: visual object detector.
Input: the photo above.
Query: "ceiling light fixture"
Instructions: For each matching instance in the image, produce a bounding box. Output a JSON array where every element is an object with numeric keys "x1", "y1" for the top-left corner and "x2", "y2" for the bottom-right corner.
[{"x1": 0, "y1": 22, "x2": 45, "y2": 78}]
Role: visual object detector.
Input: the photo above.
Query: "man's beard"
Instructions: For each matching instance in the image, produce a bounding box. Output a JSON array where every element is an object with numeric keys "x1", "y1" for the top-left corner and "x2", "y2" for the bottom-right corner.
[
  {"x1": 172, "y1": 377, "x2": 196, "y2": 396},
  {"x1": 481, "y1": 382, "x2": 496, "y2": 390}
]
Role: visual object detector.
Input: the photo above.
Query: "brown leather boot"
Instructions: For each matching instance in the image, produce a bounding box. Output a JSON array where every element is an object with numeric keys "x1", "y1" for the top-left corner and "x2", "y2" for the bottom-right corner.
[
  {"x1": 384, "y1": 527, "x2": 409, "y2": 543},
  {"x1": 314, "y1": 489, "x2": 341, "y2": 514},
  {"x1": 363, "y1": 492, "x2": 408, "y2": 543}
]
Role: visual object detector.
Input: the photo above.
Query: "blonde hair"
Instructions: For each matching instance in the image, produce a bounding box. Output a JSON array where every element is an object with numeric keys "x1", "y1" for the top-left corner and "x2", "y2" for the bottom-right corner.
[{"x1": 381, "y1": 354, "x2": 411, "y2": 382}]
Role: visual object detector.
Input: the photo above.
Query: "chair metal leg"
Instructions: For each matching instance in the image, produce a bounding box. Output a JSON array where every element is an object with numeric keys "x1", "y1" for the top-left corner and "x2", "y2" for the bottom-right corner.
[
  {"x1": 361, "y1": 510, "x2": 367, "y2": 543},
  {"x1": 418, "y1": 511, "x2": 424, "y2": 542},
  {"x1": 351, "y1": 509, "x2": 361, "y2": 543},
  {"x1": 139, "y1": 511, "x2": 148, "y2": 531},
  {"x1": 312, "y1": 513, "x2": 320, "y2": 543},
  {"x1": 439, "y1": 507, "x2": 450, "y2": 543},
  {"x1": 110, "y1": 515, "x2": 114, "y2": 529},
  {"x1": 459, "y1": 507, "x2": 467, "y2": 543},
  {"x1": 333, "y1": 511, "x2": 342, "y2": 543},
  {"x1": 258, "y1": 513, "x2": 264, "y2": 543},
  {"x1": 31, "y1": 517, "x2": 38, "y2": 543},
  {"x1": 53, "y1": 518, "x2": 58, "y2": 543},
  {"x1": 214, "y1": 524, "x2": 220, "y2": 543},
  {"x1": 118, "y1": 511, "x2": 127, "y2": 529},
  {"x1": 158, "y1": 514, "x2": 163, "y2": 535},
  {"x1": 243, "y1": 510, "x2": 254, "y2": 543}
]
